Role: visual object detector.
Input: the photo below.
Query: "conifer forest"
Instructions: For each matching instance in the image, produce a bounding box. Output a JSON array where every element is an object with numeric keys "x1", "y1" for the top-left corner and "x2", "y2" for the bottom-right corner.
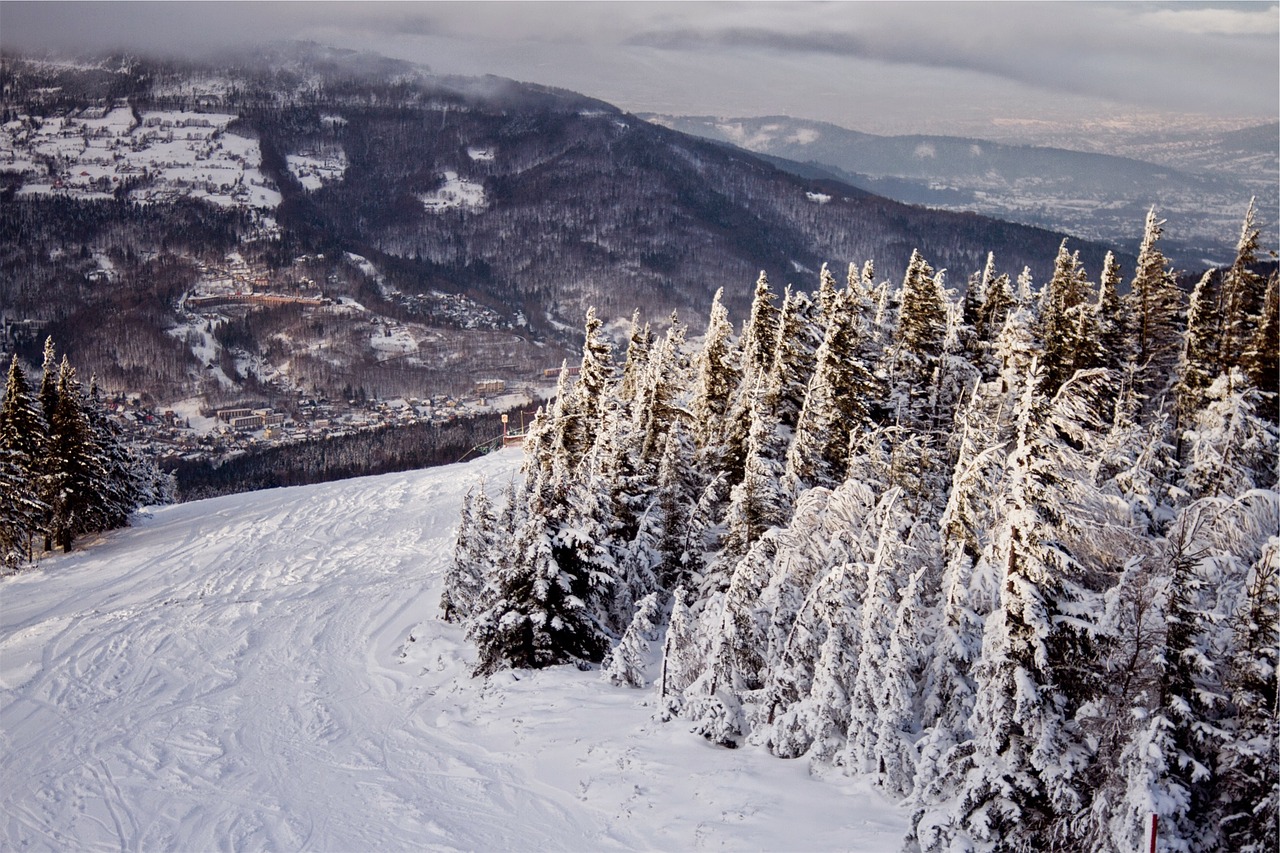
[
  {"x1": 1, "y1": 338, "x2": 170, "y2": 567},
  {"x1": 443, "y1": 205, "x2": 1278, "y2": 851}
]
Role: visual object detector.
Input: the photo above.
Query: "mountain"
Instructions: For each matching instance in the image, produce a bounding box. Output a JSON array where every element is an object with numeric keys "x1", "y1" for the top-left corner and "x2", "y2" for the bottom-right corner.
[
  {"x1": 644, "y1": 114, "x2": 1277, "y2": 267},
  {"x1": 0, "y1": 449, "x2": 907, "y2": 850},
  {"x1": 2, "y1": 46, "x2": 1126, "y2": 408}
]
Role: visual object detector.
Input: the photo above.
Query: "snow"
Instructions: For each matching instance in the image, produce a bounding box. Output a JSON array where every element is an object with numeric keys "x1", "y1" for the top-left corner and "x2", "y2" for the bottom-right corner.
[
  {"x1": 419, "y1": 171, "x2": 486, "y2": 212},
  {"x1": 1, "y1": 107, "x2": 281, "y2": 211},
  {"x1": 285, "y1": 150, "x2": 348, "y2": 191},
  {"x1": 806, "y1": 191, "x2": 833, "y2": 204},
  {"x1": 370, "y1": 324, "x2": 419, "y2": 354},
  {"x1": 0, "y1": 451, "x2": 907, "y2": 850}
]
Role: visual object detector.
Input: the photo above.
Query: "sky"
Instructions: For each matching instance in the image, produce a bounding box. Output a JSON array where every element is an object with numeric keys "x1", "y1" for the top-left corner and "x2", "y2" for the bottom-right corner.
[{"x1": 2, "y1": 1, "x2": 1277, "y2": 137}]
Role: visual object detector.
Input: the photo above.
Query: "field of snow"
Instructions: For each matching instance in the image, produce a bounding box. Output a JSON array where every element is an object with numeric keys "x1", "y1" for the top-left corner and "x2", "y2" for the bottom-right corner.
[
  {"x1": 2, "y1": 107, "x2": 281, "y2": 210},
  {"x1": 420, "y1": 171, "x2": 486, "y2": 212},
  {"x1": 0, "y1": 450, "x2": 906, "y2": 851},
  {"x1": 285, "y1": 150, "x2": 348, "y2": 192}
]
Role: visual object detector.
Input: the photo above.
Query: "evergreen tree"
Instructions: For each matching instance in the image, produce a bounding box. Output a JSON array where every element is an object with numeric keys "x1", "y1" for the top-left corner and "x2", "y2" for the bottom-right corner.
[
  {"x1": 690, "y1": 289, "x2": 740, "y2": 458},
  {"x1": 562, "y1": 307, "x2": 615, "y2": 467},
  {"x1": 1241, "y1": 271, "x2": 1278, "y2": 398},
  {"x1": 723, "y1": 272, "x2": 779, "y2": 488},
  {"x1": 45, "y1": 357, "x2": 108, "y2": 552},
  {"x1": 739, "y1": 270, "x2": 780, "y2": 386},
  {"x1": 1216, "y1": 532, "x2": 1278, "y2": 853},
  {"x1": 441, "y1": 483, "x2": 496, "y2": 624},
  {"x1": 722, "y1": 344, "x2": 790, "y2": 549},
  {"x1": 470, "y1": 508, "x2": 610, "y2": 676},
  {"x1": 891, "y1": 249, "x2": 949, "y2": 429},
  {"x1": 1219, "y1": 199, "x2": 1269, "y2": 373},
  {"x1": 1175, "y1": 270, "x2": 1222, "y2": 421},
  {"x1": 925, "y1": 364, "x2": 1111, "y2": 849},
  {"x1": 767, "y1": 286, "x2": 822, "y2": 431},
  {"x1": 1039, "y1": 240, "x2": 1094, "y2": 394},
  {"x1": 783, "y1": 288, "x2": 876, "y2": 495},
  {"x1": 1094, "y1": 250, "x2": 1130, "y2": 373},
  {"x1": 1180, "y1": 371, "x2": 1279, "y2": 501},
  {"x1": 0, "y1": 356, "x2": 47, "y2": 566},
  {"x1": 603, "y1": 591, "x2": 663, "y2": 688},
  {"x1": 1126, "y1": 208, "x2": 1185, "y2": 407},
  {"x1": 618, "y1": 310, "x2": 653, "y2": 404},
  {"x1": 658, "y1": 587, "x2": 707, "y2": 717},
  {"x1": 38, "y1": 336, "x2": 59, "y2": 426},
  {"x1": 84, "y1": 378, "x2": 151, "y2": 530},
  {"x1": 645, "y1": 422, "x2": 700, "y2": 592}
]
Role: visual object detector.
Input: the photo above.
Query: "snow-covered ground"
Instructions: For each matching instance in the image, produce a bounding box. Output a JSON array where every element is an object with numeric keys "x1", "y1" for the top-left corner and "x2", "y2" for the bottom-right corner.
[
  {"x1": 285, "y1": 150, "x2": 348, "y2": 192},
  {"x1": 2, "y1": 106, "x2": 281, "y2": 210},
  {"x1": 419, "y1": 171, "x2": 486, "y2": 212},
  {"x1": 0, "y1": 451, "x2": 906, "y2": 851}
]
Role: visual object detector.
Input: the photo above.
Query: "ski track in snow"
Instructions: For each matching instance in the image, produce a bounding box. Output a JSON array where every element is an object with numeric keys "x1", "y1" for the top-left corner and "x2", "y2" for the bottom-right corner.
[{"x1": 1, "y1": 450, "x2": 905, "y2": 851}]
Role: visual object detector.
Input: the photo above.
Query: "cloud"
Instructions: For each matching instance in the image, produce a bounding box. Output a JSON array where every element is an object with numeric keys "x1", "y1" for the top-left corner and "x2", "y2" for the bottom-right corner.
[
  {"x1": 1141, "y1": 5, "x2": 1279, "y2": 36},
  {"x1": 0, "y1": 1, "x2": 1275, "y2": 131},
  {"x1": 622, "y1": 2, "x2": 1278, "y2": 116}
]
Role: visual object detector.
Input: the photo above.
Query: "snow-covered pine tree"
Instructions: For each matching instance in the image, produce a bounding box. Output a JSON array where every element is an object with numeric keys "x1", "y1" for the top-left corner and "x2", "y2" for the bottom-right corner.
[
  {"x1": 1039, "y1": 240, "x2": 1095, "y2": 394},
  {"x1": 845, "y1": 489, "x2": 911, "y2": 776},
  {"x1": 783, "y1": 288, "x2": 876, "y2": 496},
  {"x1": 469, "y1": 506, "x2": 610, "y2": 676},
  {"x1": 1180, "y1": 371, "x2": 1279, "y2": 502},
  {"x1": 631, "y1": 312, "x2": 688, "y2": 471},
  {"x1": 767, "y1": 286, "x2": 822, "y2": 432},
  {"x1": 0, "y1": 447, "x2": 42, "y2": 571},
  {"x1": 1126, "y1": 208, "x2": 1185, "y2": 409},
  {"x1": 657, "y1": 586, "x2": 705, "y2": 717},
  {"x1": 1092, "y1": 250, "x2": 1129, "y2": 370},
  {"x1": 83, "y1": 378, "x2": 152, "y2": 531},
  {"x1": 441, "y1": 482, "x2": 497, "y2": 624},
  {"x1": 1175, "y1": 270, "x2": 1222, "y2": 423},
  {"x1": 0, "y1": 355, "x2": 47, "y2": 567},
  {"x1": 874, "y1": 561, "x2": 935, "y2": 797},
  {"x1": 690, "y1": 288, "x2": 740, "y2": 459},
  {"x1": 562, "y1": 307, "x2": 615, "y2": 469},
  {"x1": 1242, "y1": 271, "x2": 1278, "y2": 397},
  {"x1": 44, "y1": 358, "x2": 111, "y2": 551},
  {"x1": 37, "y1": 337, "x2": 59, "y2": 427},
  {"x1": 603, "y1": 591, "x2": 664, "y2": 688},
  {"x1": 961, "y1": 256, "x2": 990, "y2": 341},
  {"x1": 1215, "y1": 526, "x2": 1278, "y2": 853},
  {"x1": 1080, "y1": 491, "x2": 1279, "y2": 852},
  {"x1": 618, "y1": 309, "x2": 653, "y2": 404},
  {"x1": 974, "y1": 255, "x2": 1014, "y2": 374},
  {"x1": 890, "y1": 249, "x2": 950, "y2": 434},
  {"x1": 1218, "y1": 198, "x2": 1270, "y2": 374},
  {"x1": 759, "y1": 476, "x2": 881, "y2": 760},
  {"x1": 721, "y1": 272, "x2": 779, "y2": 490},
  {"x1": 644, "y1": 422, "x2": 700, "y2": 591},
  {"x1": 913, "y1": 406, "x2": 1009, "y2": 806},
  {"x1": 720, "y1": 372, "x2": 789, "y2": 563},
  {"x1": 920, "y1": 363, "x2": 1112, "y2": 850}
]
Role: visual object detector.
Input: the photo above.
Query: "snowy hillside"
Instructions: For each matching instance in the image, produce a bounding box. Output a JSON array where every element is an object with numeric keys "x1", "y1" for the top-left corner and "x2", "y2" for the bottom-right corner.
[{"x1": 0, "y1": 449, "x2": 905, "y2": 851}]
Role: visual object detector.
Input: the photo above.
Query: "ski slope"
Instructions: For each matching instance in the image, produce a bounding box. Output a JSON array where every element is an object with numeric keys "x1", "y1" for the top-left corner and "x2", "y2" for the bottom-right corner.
[{"x1": 1, "y1": 450, "x2": 906, "y2": 851}]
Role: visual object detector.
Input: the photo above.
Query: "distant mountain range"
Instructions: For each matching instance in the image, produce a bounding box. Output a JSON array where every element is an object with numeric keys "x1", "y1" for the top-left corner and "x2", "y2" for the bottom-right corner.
[
  {"x1": 0, "y1": 44, "x2": 1176, "y2": 407},
  {"x1": 644, "y1": 114, "x2": 1277, "y2": 268}
]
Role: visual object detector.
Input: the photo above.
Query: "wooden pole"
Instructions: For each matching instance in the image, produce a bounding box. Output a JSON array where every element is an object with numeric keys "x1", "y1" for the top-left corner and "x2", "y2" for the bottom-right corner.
[{"x1": 1149, "y1": 814, "x2": 1158, "y2": 853}]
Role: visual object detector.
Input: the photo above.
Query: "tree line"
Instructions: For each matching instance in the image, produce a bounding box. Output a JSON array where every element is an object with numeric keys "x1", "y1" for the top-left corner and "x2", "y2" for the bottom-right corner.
[
  {"x1": 442, "y1": 203, "x2": 1277, "y2": 851},
  {"x1": 167, "y1": 405, "x2": 528, "y2": 502},
  {"x1": 1, "y1": 338, "x2": 170, "y2": 569}
]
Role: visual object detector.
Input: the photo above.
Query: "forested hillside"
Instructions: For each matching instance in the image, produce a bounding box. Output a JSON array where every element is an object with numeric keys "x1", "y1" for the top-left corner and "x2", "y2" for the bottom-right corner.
[
  {"x1": 647, "y1": 114, "x2": 1278, "y2": 267},
  {"x1": 444, "y1": 206, "x2": 1278, "y2": 851},
  {"x1": 2, "y1": 46, "x2": 1124, "y2": 408}
]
